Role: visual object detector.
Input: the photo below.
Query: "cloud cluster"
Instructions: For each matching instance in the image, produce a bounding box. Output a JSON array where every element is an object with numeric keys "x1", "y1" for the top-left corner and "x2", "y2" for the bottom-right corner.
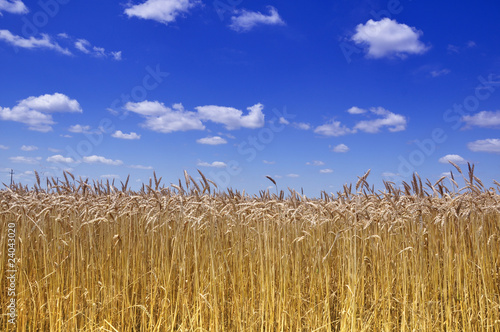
[
  {"x1": 0, "y1": 93, "x2": 82, "y2": 132},
  {"x1": 125, "y1": 101, "x2": 265, "y2": 133},
  {"x1": 125, "y1": 0, "x2": 199, "y2": 25},
  {"x1": 229, "y1": 6, "x2": 285, "y2": 32},
  {"x1": 314, "y1": 106, "x2": 407, "y2": 137},
  {"x1": 74, "y1": 39, "x2": 122, "y2": 60},
  {"x1": 352, "y1": 18, "x2": 429, "y2": 58}
]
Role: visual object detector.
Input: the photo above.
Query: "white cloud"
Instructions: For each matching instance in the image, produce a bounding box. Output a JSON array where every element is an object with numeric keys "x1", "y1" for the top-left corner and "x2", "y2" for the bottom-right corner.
[
  {"x1": 438, "y1": 154, "x2": 467, "y2": 164},
  {"x1": 112, "y1": 130, "x2": 141, "y2": 140},
  {"x1": 125, "y1": 0, "x2": 198, "y2": 25},
  {"x1": 293, "y1": 122, "x2": 311, "y2": 130},
  {"x1": 279, "y1": 117, "x2": 290, "y2": 125},
  {"x1": 197, "y1": 161, "x2": 227, "y2": 168},
  {"x1": 229, "y1": 6, "x2": 285, "y2": 32},
  {"x1": 74, "y1": 38, "x2": 122, "y2": 60},
  {"x1": 68, "y1": 124, "x2": 91, "y2": 133},
  {"x1": 314, "y1": 121, "x2": 353, "y2": 137},
  {"x1": 347, "y1": 106, "x2": 366, "y2": 115},
  {"x1": 351, "y1": 18, "x2": 428, "y2": 58},
  {"x1": 0, "y1": 93, "x2": 81, "y2": 132},
  {"x1": 332, "y1": 144, "x2": 349, "y2": 153},
  {"x1": 467, "y1": 139, "x2": 500, "y2": 154},
  {"x1": 430, "y1": 69, "x2": 450, "y2": 77},
  {"x1": 0, "y1": 144, "x2": 9, "y2": 150},
  {"x1": 306, "y1": 160, "x2": 325, "y2": 166},
  {"x1": 462, "y1": 111, "x2": 500, "y2": 128},
  {"x1": 320, "y1": 169, "x2": 333, "y2": 174},
  {"x1": 83, "y1": 155, "x2": 123, "y2": 166},
  {"x1": 129, "y1": 164, "x2": 154, "y2": 170},
  {"x1": 262, "y1": 160, "x2": 275, "y2": 165},
  {"x1": 286, "y1": 173, "x2": 299, "y2": 178},
  {"x1": 125, "y1": 101, "x2": 205, "y2": 133},
  {"x1": 9, "y1": 156, "x2": 41, "y2": 164},
  {"x1": 382, "y1": 172, "x2": 400, "y2": 178},
  {"x1": 21, "y1": 145, "x2": 38, "y2": 151},
  {"x1": 48, "y1": 148, "x2": 62, "y2": 153},
  {"x1": 196, "y1": 136, "x2": 227, "y2": 145},
  {"x1": 0, "y1": 30, "x2": 71, "y2": 55},
  {"x1": 353, "y1": 107, "x2": 407, "y2": 133},
  {"x1": 47, "y1": 155, "x2": 77, "y2": 164},
  {"x1": 101, "y1": 174, "x2": 120, "y2": 179},
  {"x1": 196, "y1": 103, "x2": 265, "y2": 130},
  {"x1": 0, "y1": 0, "x2": 27, "y2": 14}
]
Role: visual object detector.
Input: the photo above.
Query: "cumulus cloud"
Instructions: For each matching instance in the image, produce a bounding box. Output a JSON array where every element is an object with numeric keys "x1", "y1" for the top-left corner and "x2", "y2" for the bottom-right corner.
[
  {"x1": 196, "y1": 136, "x2": 227, "y2": 145},
  {"x1": 197, "y1": 161, "x2": 227, "y2": 168},
  {"x1": 83, "y1": 155, "x2": 123, "y2": 166},
  {"x1": 0, "y1": 93, "x2": 82, "y2": 132},
  {"x1": 196, "y1": 103, "x2": 265, "y2": 130},
  {"x1": 320, "y1": 169, "x2": 333, "y2": 174},
  {"x1": 332, "y1": 144, "x2": 349, "y2": 153},
  {"x1": 229, "y1": 6, "x2": 285, "y2": 32},
  {"x1": 438, "y1": 154, "x2": 467, "y2": 164},
  {"x1": 126, "y1": 101, "x2": 205, "y2": 133},
  {"x1": 306, "y1": 160, "x2": 325, "y2": 166},
  {"x1": 46, "y1": 155, "x2": 77, "y2": 164},
  {"x1": 314, "y1": 121, "x2": 353, "y2": 137},
  {"x1": 0, "y1": 30, "x2": 71, "y2": 55},
  {"x1": 467, "y1": 139, "x2": 500, "y2": 154},
  {"x1": 21, "y1": 145, "x2": 38, "y2": 151},
  {"x1": 9, "y1": 156, "x2": 41, "y2": 164},
  {"x1": 462, "y1": 111, "x2": 500, "y2": 128},
  {"x1": 351, "y1": 18, "x2": 429, "y2": 58},
  {"x1": 0, "y1": 0, "x2": 28, "y2": 14},
  {"x1": 125, "y1": 0, "x2": 199, "y2": 25},
  {"x1": 353, "y1": 107, "x2": 407, "y2": 133},
  {"x1": 112, "y1": 130, "x2": 141, "y2": 140},
  {"x1": 68, "y1": 124, "x2": 91, "y2": 133}
]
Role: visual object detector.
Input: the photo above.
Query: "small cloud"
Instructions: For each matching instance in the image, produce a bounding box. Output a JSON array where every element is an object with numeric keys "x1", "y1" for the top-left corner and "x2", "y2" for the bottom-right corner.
[
  {"x1": 347, "y1": 106, "x2": 366, "y2": 115},
  {"x1": 197, "y1": 161, "x2": 227, "y2": 168},
  {"x1": 353, "y1": 107, "x2": 407, "y2": 133},
  {"x1": 286, "y1": 173, "x2": 299, "y2": 178},
  {"x1": 0, "y1": 144, "x2": 9, "y2": 150},
  {"x1": 83, "y1": 155, "x2": 123, "y2": 166},
  {"x1": 57, "y1": 33, "x2": 69, "y2": 39},
  {"x1": 467, "y1": 139, "x2": 500, "y2": 154},
  {"x1": 262, "y1": 160, "x2": 275, "y2": 165},
  {"x1": 68, "y1": 124, "x2": 91, "y2": 133},
  {"x1": 21, "y1": 145, "x2": 38, "y2": 151},
  {"x1": 129, "y1": 164, "x2": 154, "y2": 170},
  {"x1": 229, "y1": 6, "x2": 285, "y2": 32},
  {"x1": 306, "y1": 160, "x2": 325, "y2": 166},
  {"x1": 196, "y1": 136, "x2": 227, "y2": 145},
  {"x1": 0, "y1": 29, "x2": 71, "y2": 55},
  {"x1": 314, "y1": 120, "x2": 353, "y2": 137},
  {"x1": 447, "y1": 44, "x2": 460, "y2": 53},
  {"x1": 430, "y1": 69, "x2": 450, "y2": 77},
  {"x1": 48, "y1": 147, "x2": 62, "y2": 153},
  {"x1": 462, "y1": 110, "x2": 500, "y2": 128},
  {"x1": 111, "y1": 51, "x2": 122, "y2": 61},
  {"x1": 332, "y1": 144, "x2": 349, "y2": 153},
  {"x1": 382, "y1": 172, "x2": 400, "y2": 178},
  {"x1": 0, "y1": 0, "x2": 28, "y2": 15},
  {"x1": 279, "y1": 117, "x2": 290, "y2": 125},
  {"x1": 320, "y1": 169, "x2": 333, "y2": 174},
  {"x1": 101, "y1": 174, "x2": 120, "y2": 179},
  {"x1": 292, "y1": 122, "x2": 311, "y2": 130},
  {"x1": 466, "y1": 40, "x2": 476, "y2": 48},
  {"x1": 438, "y1": 154, "x2": 467, "y2": 164},
  {"x1": 60, "y1": 134, "x2": 72, "y2": 138},
  {"x1": 9, "y1": 156, "x2": 41, "y2": 164},
  {"x1": 124, "y1": 0, "x2": 199, "y2": 25},
  {"x1": 352, "y1": 18, "x2": 429, "y2": 59},
  {"x1": 47, "y1": 154, "x2": 77, "y2": 164},
  {"x1": 112, "y1": 130, "x2": 141, "y2": 140}
]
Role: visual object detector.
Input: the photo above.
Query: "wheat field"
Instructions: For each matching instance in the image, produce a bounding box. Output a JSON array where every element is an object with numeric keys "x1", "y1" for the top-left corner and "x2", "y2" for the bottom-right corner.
[{"x1": 1, "y1": 164, "x2": 499, "y2": 331}]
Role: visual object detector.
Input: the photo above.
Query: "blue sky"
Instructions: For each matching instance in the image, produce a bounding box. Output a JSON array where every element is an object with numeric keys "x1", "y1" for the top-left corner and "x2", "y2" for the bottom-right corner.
[{"x1": 1, "y1": 0, "x2": 499, "y2": 196}]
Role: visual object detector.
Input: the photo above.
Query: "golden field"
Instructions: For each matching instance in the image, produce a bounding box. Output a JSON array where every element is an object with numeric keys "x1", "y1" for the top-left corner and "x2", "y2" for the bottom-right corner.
[{"x1": 1, "y1": 165, "x2": 499, "y2": 331}]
